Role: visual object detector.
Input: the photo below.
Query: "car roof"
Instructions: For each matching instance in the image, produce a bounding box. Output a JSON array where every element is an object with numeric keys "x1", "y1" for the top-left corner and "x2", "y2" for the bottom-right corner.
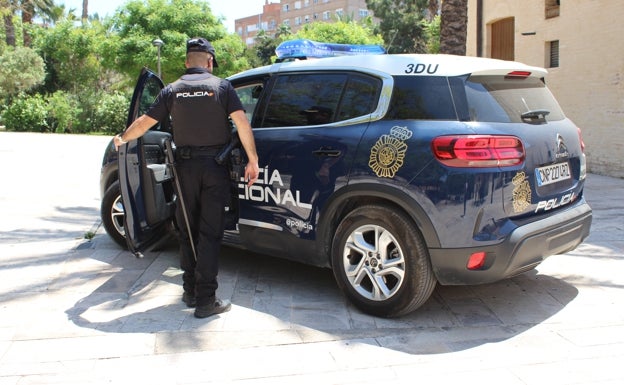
[{"x1": 228, "y1": 54, "x2": 548, "y2": 81}]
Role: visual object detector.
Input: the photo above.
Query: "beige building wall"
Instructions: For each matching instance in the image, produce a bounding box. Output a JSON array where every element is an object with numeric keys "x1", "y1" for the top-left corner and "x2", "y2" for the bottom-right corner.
[{"x1": 467, "y1": 0, "x2": 624, "y2": 178}]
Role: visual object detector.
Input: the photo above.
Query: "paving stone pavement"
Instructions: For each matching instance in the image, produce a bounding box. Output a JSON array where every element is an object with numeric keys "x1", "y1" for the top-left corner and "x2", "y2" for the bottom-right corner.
[{"x1": 0, "y1": 132, "x2": 623, "y2": 384}]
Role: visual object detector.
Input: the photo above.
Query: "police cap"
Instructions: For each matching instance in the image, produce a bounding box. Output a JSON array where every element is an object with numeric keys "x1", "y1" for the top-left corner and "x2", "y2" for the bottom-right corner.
[{"x1": 186, "y1": 37, "x2": 219, "y2": 67}]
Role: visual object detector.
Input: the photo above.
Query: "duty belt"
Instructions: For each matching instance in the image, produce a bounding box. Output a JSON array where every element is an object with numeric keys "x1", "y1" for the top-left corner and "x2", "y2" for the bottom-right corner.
[{"x1": 176, "y1": 145, "x2": 222, "y2": 159}]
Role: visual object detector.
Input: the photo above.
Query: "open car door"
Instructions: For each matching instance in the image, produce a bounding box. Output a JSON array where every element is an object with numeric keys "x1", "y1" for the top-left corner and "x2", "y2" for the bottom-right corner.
[{"x1": 118, "y1": 68, "x2": 175, "y2": 254}]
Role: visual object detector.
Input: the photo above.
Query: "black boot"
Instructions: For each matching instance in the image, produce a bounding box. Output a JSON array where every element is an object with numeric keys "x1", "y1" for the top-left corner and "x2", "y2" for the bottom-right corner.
[
  {"x1": 194, "y1": 298, "x2": 231, "y2": 318},
  {"x1": 182, "y1": 292, "x2": 197, "y2": 308}
]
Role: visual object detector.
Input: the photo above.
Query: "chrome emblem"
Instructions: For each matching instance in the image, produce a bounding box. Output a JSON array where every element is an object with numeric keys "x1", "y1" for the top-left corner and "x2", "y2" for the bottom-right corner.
[{"x1": 555, "y1": 133, "x2": 569, "y2": 159}]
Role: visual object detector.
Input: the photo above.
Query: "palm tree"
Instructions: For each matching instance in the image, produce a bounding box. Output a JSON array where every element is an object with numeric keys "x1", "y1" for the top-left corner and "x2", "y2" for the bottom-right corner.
[
  {"x1": 427, "y1": 0, "x2": 440, "y2": 21},
  {"x1": 439, "y1": 0, "x2": 467, "y2": 55},
  {"x1": 81, "y1": 0, "x2": 87, "y2": 23},
  {"x1": 2, "y1": 0, "x2": 55, "y2": 46},
  {"x1": 2, "y1": 0, "x2": 18, "y2": 46}
]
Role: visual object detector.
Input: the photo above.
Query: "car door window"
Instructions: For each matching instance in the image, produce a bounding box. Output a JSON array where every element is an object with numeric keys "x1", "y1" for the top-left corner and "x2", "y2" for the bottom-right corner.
[
  {"x1": 335, "y1": 74, "x2": 381, "y2": 121},
  {"x1": 234, "y1": 83, "x2": 264, "y2": 122},
  {"x1": 258, "y1": 72, "x2": 381, "y2": 128},
  {"x1": 261, "y1": 73, "x2": 348, "y2": 127},
  {"x1": 139, "y1": 77, "x2": 163, "y2": 116}
]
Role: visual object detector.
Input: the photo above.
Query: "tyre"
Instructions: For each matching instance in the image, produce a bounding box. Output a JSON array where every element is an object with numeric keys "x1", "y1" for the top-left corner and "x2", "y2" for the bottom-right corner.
[
  {"x1": 100, "y1": 181, "x2": 127, "y2": 248},
  {"x1": 331, "y1": 205, "x2": 436, "y2": 317}
]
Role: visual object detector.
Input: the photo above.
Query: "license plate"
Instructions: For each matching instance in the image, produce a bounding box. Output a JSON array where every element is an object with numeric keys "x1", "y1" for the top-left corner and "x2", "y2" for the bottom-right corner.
[{"x1": 535, "y1": 162, "x2": 571, "y2": 186}]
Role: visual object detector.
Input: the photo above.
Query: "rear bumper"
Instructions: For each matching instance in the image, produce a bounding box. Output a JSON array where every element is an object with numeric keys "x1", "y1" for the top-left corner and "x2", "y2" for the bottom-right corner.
[{"x1": 429, "y1": 198, "x2": 592, "y2": 285}]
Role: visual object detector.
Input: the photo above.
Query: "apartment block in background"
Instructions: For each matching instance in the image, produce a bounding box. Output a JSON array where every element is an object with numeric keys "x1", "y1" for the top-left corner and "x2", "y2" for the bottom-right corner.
[{"x1": 236, "y1": 0, "x2": 373, "y2": 47}]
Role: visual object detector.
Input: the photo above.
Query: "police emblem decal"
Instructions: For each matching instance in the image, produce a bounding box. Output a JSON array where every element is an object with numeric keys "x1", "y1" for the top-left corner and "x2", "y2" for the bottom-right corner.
[
  {"x1": 369, "y1": 126, "x2": 412, "y2": 178},
  {"x1": 512, "y1": 171, "x2": 531, "y2": 213}
]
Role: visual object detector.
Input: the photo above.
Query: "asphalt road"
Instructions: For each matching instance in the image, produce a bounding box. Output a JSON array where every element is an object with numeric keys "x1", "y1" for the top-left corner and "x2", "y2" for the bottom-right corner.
[{"x1": 0, "y1": 131, "x2": 623, "y2": 385}]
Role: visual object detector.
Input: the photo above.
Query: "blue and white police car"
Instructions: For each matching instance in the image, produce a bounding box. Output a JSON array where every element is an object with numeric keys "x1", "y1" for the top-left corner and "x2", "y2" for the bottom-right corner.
[{"x1": 100, "y1": 40, "x2": 592, "y2": 317}]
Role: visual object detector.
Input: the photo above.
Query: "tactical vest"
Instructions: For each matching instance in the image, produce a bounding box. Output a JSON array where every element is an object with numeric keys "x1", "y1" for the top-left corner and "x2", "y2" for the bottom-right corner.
[{"x1": 169, "y1": 73, "x2": 231, "y2": 147}]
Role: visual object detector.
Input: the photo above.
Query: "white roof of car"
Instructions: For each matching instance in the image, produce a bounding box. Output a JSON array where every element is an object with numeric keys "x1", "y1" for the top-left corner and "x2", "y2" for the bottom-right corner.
[{"x1": 229, "y1": 54, "x2": 548, "y2": 80}]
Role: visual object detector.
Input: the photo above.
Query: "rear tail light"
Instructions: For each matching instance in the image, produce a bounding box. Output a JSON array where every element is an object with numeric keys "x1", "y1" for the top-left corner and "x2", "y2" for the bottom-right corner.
[
  {"x1": 577, "y1": 127, "x2": 586, "y2": 152},
  {"x1": 432, "y1": 135, "x2": 525, "y2": 167},
  {"x1": 578, "y1": 127, "x2": 587, "y2": 180}
]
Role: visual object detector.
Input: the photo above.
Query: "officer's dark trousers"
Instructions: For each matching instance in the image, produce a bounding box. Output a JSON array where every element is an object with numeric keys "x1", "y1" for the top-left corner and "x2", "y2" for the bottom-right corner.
[{"x1": 174, "y1": 155, "x2": 229, "y2": 306}]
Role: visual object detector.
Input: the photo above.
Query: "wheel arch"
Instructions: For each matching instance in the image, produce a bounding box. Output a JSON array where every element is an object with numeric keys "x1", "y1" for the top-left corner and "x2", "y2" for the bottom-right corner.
[{"x1": 316, "y1": 183, "x2": 441, "y2": 268}]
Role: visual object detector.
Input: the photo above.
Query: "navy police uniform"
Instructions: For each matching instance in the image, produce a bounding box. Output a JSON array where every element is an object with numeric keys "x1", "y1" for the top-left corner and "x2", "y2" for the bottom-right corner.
[{"x1": 145, "y1": 42, "x2": 243, "y2": 309}]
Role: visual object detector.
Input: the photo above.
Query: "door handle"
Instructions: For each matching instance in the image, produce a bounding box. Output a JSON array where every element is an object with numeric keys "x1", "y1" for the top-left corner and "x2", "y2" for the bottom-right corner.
[{"x1": 312, "y1": 147, "x2": 342, "y2": 157}]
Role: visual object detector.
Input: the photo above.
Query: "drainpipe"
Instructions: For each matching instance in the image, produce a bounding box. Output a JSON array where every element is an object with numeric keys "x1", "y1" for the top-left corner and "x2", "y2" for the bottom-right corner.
[{"x1": 477, "y1": 0, "x2": 483, "y2": 57}]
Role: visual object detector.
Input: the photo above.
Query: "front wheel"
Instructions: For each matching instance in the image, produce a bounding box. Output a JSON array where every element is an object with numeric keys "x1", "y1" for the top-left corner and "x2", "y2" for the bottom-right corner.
[
  {"x1": 331, "y1": 205, "x2": 436, "y2": 317},
  {"x1": 100, "y1": 181, "x2": 127, "y2": 248}
]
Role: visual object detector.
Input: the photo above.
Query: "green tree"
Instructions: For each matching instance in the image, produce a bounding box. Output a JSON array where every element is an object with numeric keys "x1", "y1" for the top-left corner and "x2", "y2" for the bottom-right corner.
[
  {"x1": 424, "y1": 14, "x2": 440, "y2": 53},
  {"x1": 294, "y1": 19, "x2": 383, "y2": 46},
  {"x1": 365, "y1": 0, "x2": 429, "y2": 53},
  {"x1": 30, "y1": 19, "x2": 105, "y2": 93},
  {"x1": 251, "y1": 24, "x2": 293, "y2": 66},
  {"x1": 0, "y1": 46, "x2": 45, "y2": 99},
  {"x1": 20, "y1": 0, "x2": 55, "y2": 45},
  {"x1": 1, "y1": 0, "x2": 55, "y2": 46},
  {"x1": 102, "y1": 0, "x2": 246, "y2": 81},
  {"x1": 29, "y1": 17, "x2": 125, "y2": 132}
]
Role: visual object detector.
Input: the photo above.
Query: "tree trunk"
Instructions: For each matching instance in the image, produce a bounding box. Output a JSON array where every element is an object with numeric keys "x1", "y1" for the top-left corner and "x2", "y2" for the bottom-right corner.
[
  {"x1": 439, "y1": 0, "x2": 467, "y2": 55},
  {"x1": 82, "y1": 0, "x2": 88, "y2": 22},
  {"x1": 2, "y1": 0, "x2": 16, "y2": 46},
  {"x1": 427, "y1": 0, "x2": 439, "y2": 21},
  {"x1": 3, "y1": 14, "x2": 16, "y2": 46},
  {"x1": 21, "y1": 2, "x2": 34, "y2": 46}
]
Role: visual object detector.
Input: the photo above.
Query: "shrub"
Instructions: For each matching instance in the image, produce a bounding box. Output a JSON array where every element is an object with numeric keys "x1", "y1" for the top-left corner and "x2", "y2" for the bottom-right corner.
[
  {"x1": 94, "y1": 92, "x2": 130, "y2": 133},
  {"x1": 46, "y1": 91, "x2": 81, "y2": 133},
  {"x1": 2, "y1": 93, "x2": 48, "y2": 132}
]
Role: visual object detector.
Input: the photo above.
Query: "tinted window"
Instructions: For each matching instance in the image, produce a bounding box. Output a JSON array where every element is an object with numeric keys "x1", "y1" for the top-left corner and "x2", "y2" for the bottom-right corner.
[
  {"x1": 386, "y1": 76, "x2": 457, "y2": 120},
  {"x1": 140, "y1": 77, "x2": 162, "y2": 116},
  {"x1": 259, "y1": 72, "x2": 380, "y2": 128},
  {"x1": 336, "y1": 75, "x2": 381, "y2": 121},
  {"x1": 235, "y1": 83, "x2": 264, "y2": 122},
  {"x1": 459, "y1": 75, "x2": 565, "y2": 122}
]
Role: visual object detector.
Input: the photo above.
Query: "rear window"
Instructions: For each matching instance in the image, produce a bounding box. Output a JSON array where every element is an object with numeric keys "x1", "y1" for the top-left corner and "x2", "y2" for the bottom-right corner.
[
  {"x1": 386, "y1": 76, "x2": 457, "y2": 120},
  {"x1": 457, "y1": 75, "x2": 565, "y2": 123}
]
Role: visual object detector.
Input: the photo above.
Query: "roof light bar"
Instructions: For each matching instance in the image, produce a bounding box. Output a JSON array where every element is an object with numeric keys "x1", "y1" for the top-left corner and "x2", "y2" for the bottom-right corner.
[{"x1": 275, "y1": 39, "x2": 386, "y2": 62}]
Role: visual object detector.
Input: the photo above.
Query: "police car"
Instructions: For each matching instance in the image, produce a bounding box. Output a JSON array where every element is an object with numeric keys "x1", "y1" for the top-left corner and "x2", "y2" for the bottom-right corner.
[{"x1": 100, "y1": 40, "x2": 592, "y2": 317}]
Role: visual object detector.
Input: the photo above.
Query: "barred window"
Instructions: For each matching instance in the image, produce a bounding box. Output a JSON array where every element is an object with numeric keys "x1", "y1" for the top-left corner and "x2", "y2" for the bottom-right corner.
[{"x1": 549, "y1": 40, "x2": 560, "y2": 68}]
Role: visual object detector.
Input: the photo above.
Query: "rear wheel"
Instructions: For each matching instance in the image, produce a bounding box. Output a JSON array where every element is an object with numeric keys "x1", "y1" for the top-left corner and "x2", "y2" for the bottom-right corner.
[
  {"x1": 101, "y1": 181, "x2": 127, "y2": 248},
  {"x1": 331, "y1": 205, "x2": 436, "y2": 317}
]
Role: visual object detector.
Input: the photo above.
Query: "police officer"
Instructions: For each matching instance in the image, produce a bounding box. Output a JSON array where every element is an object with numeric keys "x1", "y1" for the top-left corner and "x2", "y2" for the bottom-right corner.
[{"x1": 114, "y1": 37, "x2": 259, "y2": 318}]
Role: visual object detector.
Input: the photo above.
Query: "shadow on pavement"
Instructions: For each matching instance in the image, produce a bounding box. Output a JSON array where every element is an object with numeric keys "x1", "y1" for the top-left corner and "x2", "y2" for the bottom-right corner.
[{"x1": 65, "y1": 233, "x2": 578, "y2": 355}]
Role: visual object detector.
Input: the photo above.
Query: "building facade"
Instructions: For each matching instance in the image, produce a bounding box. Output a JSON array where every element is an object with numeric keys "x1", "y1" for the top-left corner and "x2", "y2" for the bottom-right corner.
[
  {"x1": 235, "y1": 0, "x2": 373, "y2": 46},
  {"x1": 466, "y1": 0, "x2": 624, "y2": 178},
  {"x1": 235, "y1": 1, "x2": 282, "y2": 46}
]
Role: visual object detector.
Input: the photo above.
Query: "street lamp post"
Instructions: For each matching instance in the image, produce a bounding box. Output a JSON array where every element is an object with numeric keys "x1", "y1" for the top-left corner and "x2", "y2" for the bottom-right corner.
[{"x1": 152, "y1": 38, "x2": 164, "y2": 79}]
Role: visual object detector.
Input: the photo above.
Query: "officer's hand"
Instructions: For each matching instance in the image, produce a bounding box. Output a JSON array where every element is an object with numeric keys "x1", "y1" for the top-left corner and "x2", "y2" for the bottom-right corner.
[
  {"x1": 113, "y1": 134, "x2": 126, "y2": 151},
  {"x1": 244, "y1": 161, "x2": 259, "y2": 187}
]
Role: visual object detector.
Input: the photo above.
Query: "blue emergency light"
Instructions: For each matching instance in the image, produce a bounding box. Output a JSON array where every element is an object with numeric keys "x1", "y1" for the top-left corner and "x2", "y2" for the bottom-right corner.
[{"x1": 275, "y1": 39, "x2": 386, "y2": 62}]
